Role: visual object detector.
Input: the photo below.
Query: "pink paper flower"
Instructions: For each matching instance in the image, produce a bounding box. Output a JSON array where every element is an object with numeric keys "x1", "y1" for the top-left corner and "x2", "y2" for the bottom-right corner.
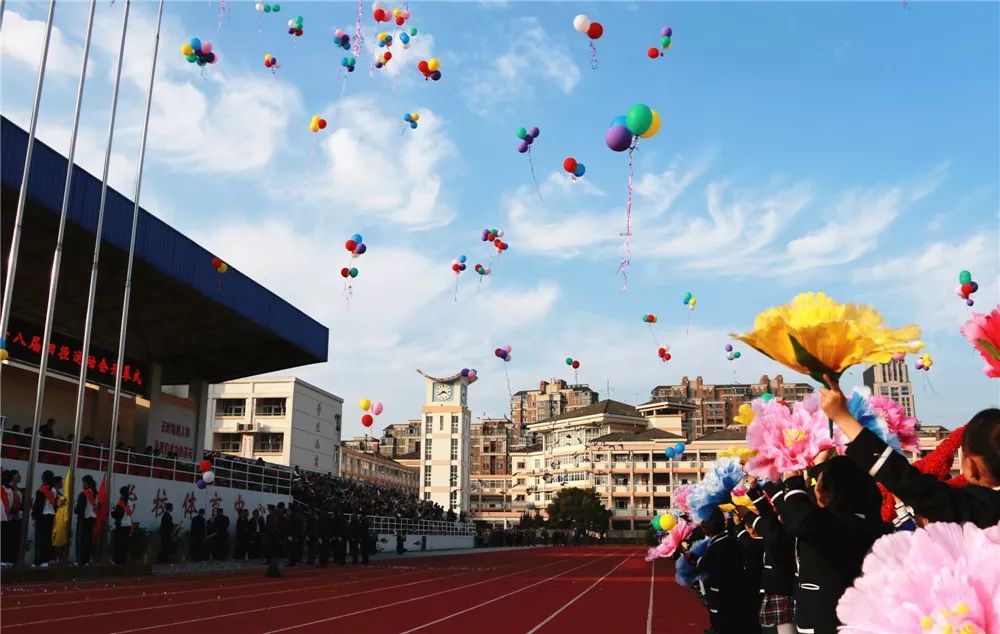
[
  {"x1": 645, "y1": 517, "x2": 695, "y2": 562},
  {"x1": 961, "y1": 305, "x2": 1000, "y2": 379},
  {"x1": 745, "y1": 393, "x2": 846, "y2": 482},
  {"x1": 837, "y1": 523, "x2": 1000, "y2": 634},
  {"x1": 672, "y1": 484, "x2": 693, "y2": 515},
  {"x1": 868, "y1": 393, "x2": 919, "y2": 452}
]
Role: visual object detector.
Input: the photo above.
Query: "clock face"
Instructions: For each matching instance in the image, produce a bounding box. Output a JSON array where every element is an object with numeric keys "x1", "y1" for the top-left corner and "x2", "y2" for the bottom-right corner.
[{"x1": 433, "y1": 383, "x2": 453, "y2": 401}]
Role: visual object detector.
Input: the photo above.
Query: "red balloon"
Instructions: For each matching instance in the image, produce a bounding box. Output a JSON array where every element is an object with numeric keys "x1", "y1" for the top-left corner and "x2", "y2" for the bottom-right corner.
[
  {"x1": 295, "y1": 29, "x2": 303, "y2": 36},
  {"x1": 198, "y1": 459, "x2": 211, "y2": 473},
  {"x1": 361, "y1": 414, "x2": 374, "y2": 427},
  {"x1": 563, "y1": 157, "x2": 577, "y2": 173},
  {"x1": 493, "y1": 239, "x2": 503, "y2": 249},
  {"x1": 318, "y1": 118, "x2": 327, "y2": 129},
  {"x1": 961, "y1": 283, "x2": 974, "y2": 295},
  {"x1": 664, "y1": 353, "x2": 672, "y2": 361},
  {"x1": 587, "y1": 22, "x2": 603, "y2": 39},
  {"x1": 211, "y1": 257, "x2": 222, "y2": 268},
  {"x1": 395, "y1": 16, "x2": 404, "y2": 25},
  {"x1": 373, "y1": 8, "x2": 386, "y2": 21},
  {"x1": 452, "y1": 263, "x2": 461, "y2": 272},
  {"x1": 647, "y1": 47, "x2": 659, "y2": 59},
  {"x1": 572, "y1": 360, "x2": 580, "y2": 369},
  {"x1": 345, "y1": 239, "x2": 357, "y2": 251},
  {"x1": 417, "y1": 60, "x2": 429, "y2": 73},
  {"x1": 657, "y1": 347, "x2": 666, "y2": 357},
  {"x1": 384, "y1": 51, "x2": 392, "y2": 61},
  {"x1": 340, "y1": 267, "x2": 350, "y2": 278}
]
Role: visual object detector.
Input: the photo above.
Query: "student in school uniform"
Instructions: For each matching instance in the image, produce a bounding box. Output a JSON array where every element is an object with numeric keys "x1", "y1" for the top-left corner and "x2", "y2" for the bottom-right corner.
[
  {"x1": 74, "y1": 475, "x2": 99, "y2": 565},
  {"x1": 159, "y1": 503, "x2": 177, "y2": 563},
  {"x1": 744, "y1": 479, "x2": 797, "y2": 634},
  {"x1": 31, "y1": 470, "x2": 57, "y2": 567},
  {"x1": 110, "y1": 486, "x2": 134, "y2": 564},
  {"x1": 686, "y1": 508, "x2": 749, "y2": 634},
  {"x1": 733, "y1": 510, "x2": 764, "y2": 634},
  {"x1": 1, "y1": 469, "x2": 23, "y2": 567},
  {"x1": 820, "y1": 379, "x2": 1000, "y2": 529},
  {"x1": 775, "y1": 456, "x2": 888, "y2": 634}
]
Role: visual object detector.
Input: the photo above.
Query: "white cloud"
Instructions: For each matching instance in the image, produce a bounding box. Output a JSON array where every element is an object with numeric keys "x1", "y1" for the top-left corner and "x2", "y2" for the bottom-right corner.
[
  {"x1": 0, "y1": 10, "x2": 83, "y2": 77},
  {"x1": 463, "y1": 17, "x2": 581, "y2": 115}
]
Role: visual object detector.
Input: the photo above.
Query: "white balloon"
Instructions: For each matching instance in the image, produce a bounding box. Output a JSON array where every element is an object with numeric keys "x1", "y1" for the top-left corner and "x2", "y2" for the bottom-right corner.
[
  {"x1": 202, "y1": 470, "x2": 216, "y2": 484},
  {"x1": 662, "y1": 344, "x2": 670, "y2": 352},
  {"x1": 572, "y1": 14, "x2": 591, "y2": 33},
  {"x1": 255, "y1": 2, "x2": 264, "y2": 12},
  {"x1": 496, "y1": 229, "x2": 504, "y2": 237}
]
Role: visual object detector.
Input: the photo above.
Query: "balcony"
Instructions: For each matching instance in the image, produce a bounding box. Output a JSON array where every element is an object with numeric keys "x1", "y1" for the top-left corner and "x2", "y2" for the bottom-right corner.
[
  {"x1": 612, "y1": 462, "x2": 630, "y2": 470},
  {"x1": 593, "y1": 462, "x2": 610, "y2": 470},
  {"x1": 633, "y1": 485, "x2": 651, "y2": 494},
  {"x1": 633, "y1": 508, "x2": 652, "y2": 517},
  {"x1": 653, "y1": 485, "x2": 671, "y2": 493},
  {"x1": 612, "y1": 485, "x2": 632, "y2": 493},
  {"x1": 595, "y1": 483, "x2": 610, "y2": 492},
  {"x1": 612, "y1": 509, "x2": 633, "y2": 517}
]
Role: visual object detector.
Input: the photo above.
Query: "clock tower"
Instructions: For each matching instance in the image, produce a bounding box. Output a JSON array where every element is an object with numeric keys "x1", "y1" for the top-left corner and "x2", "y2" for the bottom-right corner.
[{"x1": 417, "y1": 369, "x2": 475, "y2": 514}]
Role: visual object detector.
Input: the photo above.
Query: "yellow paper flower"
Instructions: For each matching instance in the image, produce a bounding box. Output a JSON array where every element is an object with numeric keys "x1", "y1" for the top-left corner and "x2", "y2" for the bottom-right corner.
[
  {"x1": 732, "y1": 292, "x2": 924, "y2": 384},
  {"x1": 733, "y1": 403, "x2": 755, "y2": 426},
  {"x1": 719, "y1": 495, "x2": 755, "y2": 513},
  {"x1": 719, "y1": 445, "x2": 757, "y2": 463}
]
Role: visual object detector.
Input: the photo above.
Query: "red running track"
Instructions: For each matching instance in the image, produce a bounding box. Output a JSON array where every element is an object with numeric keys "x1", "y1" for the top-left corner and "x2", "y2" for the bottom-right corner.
[{"x1": 0, "y1": 546, "x2": 708, "y2": 634}]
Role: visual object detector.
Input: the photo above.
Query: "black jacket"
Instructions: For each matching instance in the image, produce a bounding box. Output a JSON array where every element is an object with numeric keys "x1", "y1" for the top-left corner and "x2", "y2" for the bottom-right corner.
[
  {"x1": 775, "y1": 475, "x2": 887, "y2": 634},
  {"x1": 160, "y1": 512, "x2": 174, "y2": 538},
  {"x1": 694, "y1": 533, "x2": 748, "y2": 634},
  {"x1": 846, "y1": 427, "x2": 1000, "y2": 529},
  {"x1": 747, "y1": 483, "x2": 796, "y2": 596},
  {"x1": 191, "y1": 515, "x2": 206, "y2": 541}
]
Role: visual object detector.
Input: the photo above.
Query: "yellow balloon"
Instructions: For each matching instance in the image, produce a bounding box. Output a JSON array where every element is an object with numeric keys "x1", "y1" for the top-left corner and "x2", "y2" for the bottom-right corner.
[
  {"x1": 411, "y1": 113, "x2": 420, "y2": 122},
  {"x1": 690, "y1": 298, "x2": 697, "y2": 307},
  {"x1": 658, "y1": 514, "x2": 677, "y2": 531},
  {"x1": 217, "y1": 263, "x2": 228, "y2": 273},
  {"x1": 310, "y1": 123, "x2": 319, "y2": 133},
  {"x1": 181, "y1": 43, "x2": 194, "y2": 56},
  {"x1": 427, "y1": 58, "x2": 440, "y2": 71},
  {"x1": 0, "y1": 348, "x2": 8, "y2": 362},
  {"x1": 640, "y1": 109, "x2": 661, "y2": 139},
  {"x1": 359, "y1": 398, "x2": 372, "y2": 411},
  {"x1": 264, "y1": 53, "x2": 272, "y2": 62}
]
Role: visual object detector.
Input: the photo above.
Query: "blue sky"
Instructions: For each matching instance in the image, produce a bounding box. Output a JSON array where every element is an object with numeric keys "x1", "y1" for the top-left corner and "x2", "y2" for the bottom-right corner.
[{"x1": 2, "y1": 1, "x2": 998, "y2": 440}]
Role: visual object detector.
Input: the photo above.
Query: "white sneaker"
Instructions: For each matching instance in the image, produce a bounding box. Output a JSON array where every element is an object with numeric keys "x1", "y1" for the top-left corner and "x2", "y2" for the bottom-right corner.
[{"x1": 34, "y1": 563, "x2": 49, "y2": 569}]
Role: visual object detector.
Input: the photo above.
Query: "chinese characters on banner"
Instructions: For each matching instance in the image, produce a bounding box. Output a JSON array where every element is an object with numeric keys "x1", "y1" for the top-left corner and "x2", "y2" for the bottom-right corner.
[
  {"x1": 148, "y1": 420, "x2": 195, "y2": 461},
  {"x1": 4, "y1": 318, "x2": 151, "y2": 398}
]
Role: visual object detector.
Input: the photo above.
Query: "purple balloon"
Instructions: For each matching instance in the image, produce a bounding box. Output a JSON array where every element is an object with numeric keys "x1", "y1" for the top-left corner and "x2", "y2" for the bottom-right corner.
[
  {"x1": 605, "y1": 125, "x2": 633, "y2": 152},
  {"x1": 525, "y1": 135, "x2": 533, "y2": 146},
  {"x1": 528, "y1": 126, "x2": 539, "y2": 138},
  {"x1": 355, "y1": 243, "x2": 367, "y2": 255},
  {"x1": 967, "y1": 299, "x2": 975, "y2": 306},
  {"x1": 196, "y1": 479, "x2": 207, "y2": 489},
  {"x1": 517, "y1": 140, "x2": 529, "y2": 153},
  {"x1": 724, "y1": 344, "x2": 733, "y2": 352},
  {"x1": 971, "y1": 281, "x2": 979, "y2": 292},
  {"x1": 663, "y1": 27, "x2": 672, "y2": 37}
]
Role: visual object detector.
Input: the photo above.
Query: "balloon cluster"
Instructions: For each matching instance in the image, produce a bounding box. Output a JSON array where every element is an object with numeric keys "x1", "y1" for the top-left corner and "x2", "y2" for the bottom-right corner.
[
  {"x1": 210, "y1": 256, "x2": 228, "y2": 274},
  {"x1": 460, "y1": 368, "x2": 479, "y2": 380},
  {"x1": 254, "y1": 2, "x2": 280, "y2": 13},
  {"x1": 572, "y1": 14, "x2": 604, "y2": 40},
  {"x1": 651, "y1": 514, "x2": 676, "y2": 532},
  {"x1": 474, "y1": 263, "x2": 491, "y2": 277},
  {"x1": 180, "y1": 38, "x2": 218, "y2": 66},
  {"x1": 196, "y1": 459, "x2": 215, "y2": 489},
  {"x1": 515, "y1": 126, "x2": 540, "y2": 153},
  {"x1": 341, "y1": 233, "x2": 366, "y2": 279},
  {"x1": 287, "y1": 15, "x2": 304, "y2": 37},
  {"x1": 915, "y1": 353, "x2": 933, "y2": 372},
  {"x1": 403, "y1": 112, "x2": 420, "y2": 130},
  {"x1": 956, "y1": 270, "x2": 979, "y2": 306},
  {"x1": 417, "y1": 58, "x2": 441, "y2": 81},
  {"x1": 564, "y1": 357, "x2": 581, "y2": 370},
  {"x1": 399, "y1": 27, "x2": 418, "y2": 48},
  {"x1": 606, "y1": 103, "x2": 661, "y2": 152},
  {"x1": 372, "y1": 2, "x2": 411, "y2": 26},
  {"x1": 451, "y1": 254, "x2": 467, "y2": 274},
  {"x1": 682, "y1": 291, "x2": 697, "y2": 310},
  {"x1": 724, "y1": 343, "x2": 741, "y2": 361},
  {"x1": 657, "y1": 345, "x2": 672, "y2": 362},
  {"x1": 341, "y1": 54, "x2": 358, "y2": 72},
  {"x1": 309, "y1": 114, "x2": 327, "y2": 133},
  {"x1": 641, "y1": 313, "x2": 658, "y2": 324},
  {"x1": 562, "y1": 157, "x2": 586, "y2": 179},
  {"x1": 481, "y1": 227, "x2": 509, "y2": 253},
  {"x1": 647, "y1": 25, "x2": 673, "y2": 59},
  {"x1": 375, "y1": 32, "x2": 394, "y2": 68},
  {"x1": 263, "y1": 53, "x2": 280, "y2": 71},
  {"x1": 333, "y1": 28, "x2": 351, "y2": 50},
  {"x1": 495, "y1": 344, "x2": 512, "y2": 362},
  {"x1": 664, "y1": 442, "x2": 686, "y2": 459},
  {"x1": 359, "y1": 398, "x2": 383, "y2": 428}
]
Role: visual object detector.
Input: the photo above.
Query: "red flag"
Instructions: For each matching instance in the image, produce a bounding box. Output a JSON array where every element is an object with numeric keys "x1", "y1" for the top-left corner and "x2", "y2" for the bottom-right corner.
[{"x1": 92, "y1": 476, "x2": 108, "y2": 544}]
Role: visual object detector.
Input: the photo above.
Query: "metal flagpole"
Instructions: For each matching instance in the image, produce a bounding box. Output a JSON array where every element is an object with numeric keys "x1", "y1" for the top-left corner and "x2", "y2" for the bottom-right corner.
[
  {"x1": 0, "y1": 0, "x2": 55, "y2": 399},
  {"x1": 106, "y1": 0, "x2": 164, "y2": 544},
  {"x1": 6, "y1": 0, "x2": 56, "y2": 568},
  {"x1": 29, "y1": 0, "x2": 97, "y2": 565},
  {"x1": 61, "y1": 0, "x2": 129, "y2": 564}
]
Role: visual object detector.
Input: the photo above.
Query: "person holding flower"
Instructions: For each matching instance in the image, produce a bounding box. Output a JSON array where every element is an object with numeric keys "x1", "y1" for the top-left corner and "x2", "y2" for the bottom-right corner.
[{"x1": 819, "y1": 376, "x2": 1000, "y2": 529}]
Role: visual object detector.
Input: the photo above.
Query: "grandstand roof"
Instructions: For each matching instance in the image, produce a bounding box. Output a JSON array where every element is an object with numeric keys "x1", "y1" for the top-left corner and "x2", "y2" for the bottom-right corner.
[
  {"x1": 693, "y1": 427, "x2": 749, "y2": 442},
  {"x1": 1, "y1": 117, "x2": 328, "y2": 384}
]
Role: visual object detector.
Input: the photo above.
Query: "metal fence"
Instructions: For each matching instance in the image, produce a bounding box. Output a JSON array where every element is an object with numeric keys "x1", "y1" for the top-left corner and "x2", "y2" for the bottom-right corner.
[{"x1": 362, "y1": 514, "x2": 477, "y2": 536}]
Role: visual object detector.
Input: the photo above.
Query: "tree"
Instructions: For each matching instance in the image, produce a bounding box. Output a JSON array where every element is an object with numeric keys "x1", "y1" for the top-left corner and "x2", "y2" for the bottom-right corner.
[
  {"x1": 518, "y1": 511, "x2": 533, "y2": 528},
  {"x1": 545, "y1": 487, "x2": 611, "y2": 533},
  {"x1": 532, "y1": 510, "x2": 545, "y2": 529}
]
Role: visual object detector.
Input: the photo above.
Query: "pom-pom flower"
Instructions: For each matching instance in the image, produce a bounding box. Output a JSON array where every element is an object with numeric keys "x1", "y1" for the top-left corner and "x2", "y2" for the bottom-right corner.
[
  {"x1": 961, "y1": 305, "x2": 1000, "y2": 379},
  {"x1": 745, "y1": 393, "x2": 847, "y2": 482},
  {"x1": 732, "y1": 292, "x2": 924, "y2": 384},
  {"x1": 672, "y1": 484, "x2": 693, "y2": 515},
  {"x1": 645, "y1": 517, "x2": 695, "y2": 562},
  {"x1": 689, "y1": 457, "x2": 746, "y2": 523},
  {"x1": 837, "y1": 523, "x2": 1000, "y2": 634},
  {"x1": 675, "y1": 536, "x2": 711, "y2": 587},
  {"x1": 848, "y1": 387, "x2": 919, "y2": 454}
]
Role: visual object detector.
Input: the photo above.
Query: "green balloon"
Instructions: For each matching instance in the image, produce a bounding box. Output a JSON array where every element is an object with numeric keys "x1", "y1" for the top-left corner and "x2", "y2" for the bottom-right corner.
[
  {"x1": 661, "y1": 35, "x2": 671, "y2": 47},
  {"x1": 959, "y1": 270, "x2": 972, "y2": 284},
  {"x1": 761, "y1": 393, "x2": 773, "y2": 402},
  {"x1": 565, "y1": 357, "x2": 573, "y2": 365},
  {"x1": 272, "y1": 3, "x2": 280, "y2": 10},
  {"x1": 734, "y1": 351, "x2": 741, "y2": 359},
  {"x1": 651, "y1": 516, "x2": 660, "y2": 531},
  {"x1": 516, "y1": 127, "x2": 528, "y2": 140},
  {"x1": 348, "y1": 56, "x2": 356, "y2": 65},
  {"x1": 185, "y1": 54, "x2": 197, "y2": 62},
  {"x1": 263, "y1": 4, "x2": 271, "y2": 12},
  {"x1": 625, "y1": 104, "x2": 653, "y2": 136},
  {"x1": 409, "y1": 27, "x2": 418, "y2": 36},
  {"x1": 349, "y1": 268, "x2": 358, "y2": 278}
]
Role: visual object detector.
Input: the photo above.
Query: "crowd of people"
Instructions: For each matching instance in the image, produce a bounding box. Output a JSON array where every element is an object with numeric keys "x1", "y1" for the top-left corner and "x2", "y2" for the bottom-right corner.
[
  {"x1": 674, "y1": 382, "x2": 999, "y2": 634},
  {"x1": 290, "y1": 468, "x2": 456, "y2": 521}
]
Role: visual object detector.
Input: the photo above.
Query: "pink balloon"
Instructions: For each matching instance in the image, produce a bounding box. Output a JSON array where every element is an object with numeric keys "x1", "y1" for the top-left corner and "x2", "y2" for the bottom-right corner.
[
  {"x1": 201, "y1": 41, "x2": 213, "y2": 54},
  {"x1": 502, "y1": 344, "x2": 512, "y2": 354},
  {"x1": 468, "y1": 370, "x2": 477, "y2": 379},
  {"x1": 335, "y1": 28, "x2": 344, "y2": 37},
  {"x1": 372, "y1": 401, "x2": 383, "y2": 415},
  {"x1": 211, "y1": 52, "x2": 219, "y2": 64}
]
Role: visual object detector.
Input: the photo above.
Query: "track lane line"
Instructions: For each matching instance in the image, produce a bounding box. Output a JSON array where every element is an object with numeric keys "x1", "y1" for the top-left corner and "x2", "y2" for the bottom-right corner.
[{"x1": 524, "y1": 554, "x2": 634, "y2": 634}]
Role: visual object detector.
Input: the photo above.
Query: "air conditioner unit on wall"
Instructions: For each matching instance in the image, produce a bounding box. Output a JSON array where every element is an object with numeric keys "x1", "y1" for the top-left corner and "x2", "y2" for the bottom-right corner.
[{"x1": 237, "y1": 423, "x2": 255, "y2": 432}]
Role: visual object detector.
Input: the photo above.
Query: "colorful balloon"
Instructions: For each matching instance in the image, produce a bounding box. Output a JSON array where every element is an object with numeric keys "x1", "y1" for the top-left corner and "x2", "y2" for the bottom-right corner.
[{"x1": 360, "y1": 398, "x2": 372, "y2": 411}]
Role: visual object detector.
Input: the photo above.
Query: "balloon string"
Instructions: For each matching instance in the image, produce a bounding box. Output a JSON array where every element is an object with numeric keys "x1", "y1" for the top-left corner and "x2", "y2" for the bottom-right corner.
[
  {"x1": 217, "y1": 0, "x2": 227, "y2": 33},
  {"x1": 589, "y1": 41, "x2": 599, "y2": 70},
  {"x1": 454, "y1": 275, "x2": 459, "y2": 302},
  {"x1": 617, "y1": 143, "x2": 636, "y2": 290},
  {"x1": 686, "y1": 311, "x2": 691, "y2": 337},
  {"x1": 504, "y1": 364, "x2": 512, "y2": 398},
  {"x1": 528, "y1": 147, "x2": 543, "y2": 203},
  {"x1": 647, "y1": 326, "x2": 660, "y2": 347}
]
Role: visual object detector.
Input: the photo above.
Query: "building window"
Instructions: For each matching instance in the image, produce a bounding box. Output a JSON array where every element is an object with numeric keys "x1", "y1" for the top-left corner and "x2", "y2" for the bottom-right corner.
[
  {"x1": 254, "y1": 433, "x2": 283, "y2": 453},
  {"x1": 334, "y1": 414, "x2": 342, "y2": 432},
  {"x1": 425, "y1": 439, "x2": 433, "y2": 460},
  {"x1": 217, "y1": 433, "x2": 241, "y2": 452},
  {"x1": 449, "y1": 491, "x2": 457, "y2": 509},
  {"x1": 424, "y1": 465, "x2": 432, "y2": 487},
  {"x1": 425, "y1": 415, "x2": 433, "y2": 434},
  {"x1": 451, "y1": 438, "x2": 458, "y2": 460},
  {"x1": 451, "y1": 415, "x2": 459, "y2": 433},
  {"x1": 424, "y1": 491, "x2": 431, "y2": 500},
  {"x1": 216, "y1": 399, "x2": 246, "y2": 416},
  {"x1": 450, "y1": 465, "x2": 458, "y2": 486},
  {"x1": 256, "y1": 398, "x2": 286, "y2": 416}
]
